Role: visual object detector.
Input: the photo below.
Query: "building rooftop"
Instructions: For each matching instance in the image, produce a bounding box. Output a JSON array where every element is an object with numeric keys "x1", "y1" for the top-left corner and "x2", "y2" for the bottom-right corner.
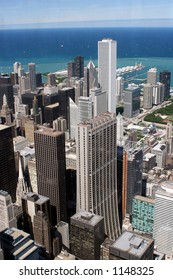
[
  {"x1": 152, "y1": 143, "x2": 166, "y2": 151},
  {"x1": 134, "y1": 195, "x2": 155, "y2": 204},
  {"x1": 0, "y1": 124, "x2": 9, "y2": 131},
  {"x1": 22, "y1": 192, "x2": 49, "y2": 205},
  {"x1": 71, "y1": 211, "x2": 103, "y2": 228},
  {"x1": 110, "y1": 231, "x2": 154, "y2": 259},
  {"x1": 35, "y1": 126, "x2": 64, "y2": 137},
  {"x1": 46, "y1": 102, "x2": 59, "y2": 109}
]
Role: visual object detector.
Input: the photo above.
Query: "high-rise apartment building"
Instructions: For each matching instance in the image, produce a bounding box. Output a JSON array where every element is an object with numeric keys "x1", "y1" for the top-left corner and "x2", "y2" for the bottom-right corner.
[
  {"x1": 70, "y1": 211, "x2": 104, "y2": 260},
  {"x1": 98, "y1": 39, "x2": 117, "y2": 113},
  {"x1": 34, "y1": 127, "x2": 67, "y2": 225},
  {"x1": 143, "y1": 84, "x2": 153, "y2": 109},
  {"x1": 159, "y1": 70, "x2": 171, "y2": 100},
  {"x1": 76, "y1": 112, "x2": 120, "y2": 240},
  {"x1": 0, "y1": 125, "x2": 17, "y2": 203},
  {"x1": 28, "y1": 62, "x2": 36, "y2": 91},
  {"x1": 147, "y1": 67, "x2": 158, "y2": 84},
  {"x1": 0, "y1": 190, "x2": 17, "y2": 232},
  {"x1": 153, "y1": 181, "x2": 173, "y2": 257}
]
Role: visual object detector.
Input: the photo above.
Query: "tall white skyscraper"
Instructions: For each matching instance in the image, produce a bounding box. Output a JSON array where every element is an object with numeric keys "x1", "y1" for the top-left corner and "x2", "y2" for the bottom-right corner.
[
  {"x1": 153, "y1": 181, "x2": 173, "y2": 257},
  {"x1": 98, "y1": 39, "x2": 117, "y2": 113},
  {"x1": 76, "y1": 112, "x2": 120, "y2": 240}
]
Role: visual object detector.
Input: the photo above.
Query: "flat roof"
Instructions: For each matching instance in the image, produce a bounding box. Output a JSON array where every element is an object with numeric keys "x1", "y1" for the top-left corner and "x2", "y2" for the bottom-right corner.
[
  {"x1": 0, "y1": 124, "x2": 9, "y2": 131},
  {"x1": 110, "y1": 231, "x2": 153, "y2": 258},
  {"x1": 71, "y1": 211, "x2": 103, "y2": 227},
  {"x1": 134, "y1": 195, "x2": 155, "y2": 204}
]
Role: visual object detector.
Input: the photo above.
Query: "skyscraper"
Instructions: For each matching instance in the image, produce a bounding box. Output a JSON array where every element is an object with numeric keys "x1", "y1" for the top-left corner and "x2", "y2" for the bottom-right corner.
[
  {"x1": 76, "y1": 112, "x2": 120, "y2": 240},
  {"x1": 147, "y1": 67, "x2": 158, "y2": 84},
  {"x1": 34, "y1": 127, "x2": 67, "y2": 225},
  {"x1": 28, "y1": 62, "x2": 36, "y2": 91},
  {"x1": 123, "y1": 84, "x2": 140, "y2": 118},
  {"x1": 159, "y1": 70, "x2": 171, "y2": 100},
  {"x1": 122, "y1": 142, "x2": 143, "y2": 219},
  {"x1": 153, "y1": 181, "x2": 173, "y2": 257},
  {"x1": 98, "y1": 39, "x2": 117, "y2": 113},
  {"x1": 74, "y1": 56, "x2": 84, "y2": 79},
  {"x1": 83, "y1": 60, "x2": 98, "y2": 97},
  {"x1": 0, "y1": 125, "x2": 17, "y2": 202},
  {"x1": 70, "y1": 211, "x2": 104, "y2": 260}
]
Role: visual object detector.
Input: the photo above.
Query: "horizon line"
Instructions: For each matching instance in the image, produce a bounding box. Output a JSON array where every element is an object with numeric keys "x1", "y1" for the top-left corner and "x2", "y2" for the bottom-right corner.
[{"x1": 1, "y1": 18, "x2": 173, "y2": 30}]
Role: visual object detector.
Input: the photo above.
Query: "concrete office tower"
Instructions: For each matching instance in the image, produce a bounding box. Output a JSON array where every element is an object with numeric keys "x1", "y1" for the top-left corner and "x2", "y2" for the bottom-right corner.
[
  {"x1": 143, "y1": 84, "x2": 153, "y2": 109},
  {"x1": 47, "y1": 73, "x2": 56, "y2": 86},
  {"x1": 123, "y1": 84, "x2": 140, "y2": 118},
  {"x1": 116, "y1": 76, "x2": 124, "y2": 103},
  {"x1": 34, "y1": 127, "x2": 67, "y2": 225},
  {"x1": 116, "y1": 113, "x2": 124, "y2": 146},
  {"x1": 109, "y1": 231, "x2": 154, "y2": 260},
  {"x1": 69, "y1": 98, "x2": 78, "y2": 139},
  {"x1": 98, "y1": 39, "x2": 117, "y2": 113},
  {"x1": 74, "y1": 56, "x2": 84, "y2": 78},
  {"x1": 159, "y1": 70, "x2": 171, "y2": 100},
  {"x1": 21, "y1": 192, "x2": 51, "y2": 235},
  {"x1": 13, "y1": 62, "x2": 21, "y2": 74},
  {"x1": 0, "y1": 125, "x2": 17, "y2": 203},
  {"x1": 153, "y1": 181, "x2": 173, "y2": 257},
  {"x1": 0, "y1": 227, "x2": 39, "y2": 260},
  {"x1": 76, "y1": 112, "x2": 120, "y2": 240},
  {"x1": 132, "y1": 195, "x2": 155, "y2": 235},
  {"x1": 152, "y1": 83, "x2": 165, "y2": 105},
  {"x1": 90, "y1": 87, "x2": 107, "y2": 117},
  {"x1": 28, "y1": 63, "x2": 36, "y2": 91},
  {"x1": 33, "y1": 211, "x2": 52, "y2": 255},
  {"x1": 83, "y1": 60, "x2": 98, "y2": 97},
  {"x1": 0, "y1": 190, "x2": 17, "y2": 232},
  {"x1": 147, "y1": 67, "x2": 158, "y2": 84},
  {"x1": 19, "y1": 76, "x2": 30, "y2": 96},
  {"x1": 78, "y1": 96, "x2": 92, "y2": 122},
  {"x1": 68, "y1": 62, "x2": 76, "y2": 80},
  {"x1": 122, "y1": 142, "x2": 143, "y2": 219},
  {"x1": 70, "y1": 211, "x2": 104, "y2": 260}
]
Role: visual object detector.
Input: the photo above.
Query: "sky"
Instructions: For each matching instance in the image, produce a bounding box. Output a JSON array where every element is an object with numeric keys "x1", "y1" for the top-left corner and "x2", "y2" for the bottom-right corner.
[{"x1": 0, "y1": 0, "x2": 173, "y2": 29}]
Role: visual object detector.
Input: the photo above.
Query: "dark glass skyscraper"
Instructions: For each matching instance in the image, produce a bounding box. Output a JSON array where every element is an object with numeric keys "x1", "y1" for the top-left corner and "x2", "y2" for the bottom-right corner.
[
  {"x1": 159, "y1": 70, "x2": 171, "y2": 100},
  {"x1": 0, "y1": 125, "x2": 17, "y2": 203},
  {"x1": 34, "y1": 127, "x2": 67, "y2": 225},
  {"x1": 74, "y1": 56, "x2": 84, "y2": 78}
]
